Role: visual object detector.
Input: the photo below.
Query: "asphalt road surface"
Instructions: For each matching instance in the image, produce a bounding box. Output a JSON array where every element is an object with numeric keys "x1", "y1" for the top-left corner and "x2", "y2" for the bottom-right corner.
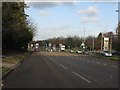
[{"x1": 2, "y1": 52, "x2": 118, "y2": 88}]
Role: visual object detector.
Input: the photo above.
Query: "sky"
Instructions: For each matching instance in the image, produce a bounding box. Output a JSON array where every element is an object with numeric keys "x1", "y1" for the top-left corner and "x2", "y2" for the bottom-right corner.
[{"x1": 25, "y1": 0, "x2": 119, "y2": 41}]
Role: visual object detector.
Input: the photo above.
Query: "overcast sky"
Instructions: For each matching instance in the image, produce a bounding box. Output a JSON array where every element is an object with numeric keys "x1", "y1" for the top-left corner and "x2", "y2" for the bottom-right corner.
[{"x1": 25, "y1": 0, "x2": 118, "y2": 41}]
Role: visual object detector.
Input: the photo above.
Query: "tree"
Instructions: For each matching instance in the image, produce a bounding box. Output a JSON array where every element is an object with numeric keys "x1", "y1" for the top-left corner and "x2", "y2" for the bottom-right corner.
[
  {"x1": 2, "y1": 2, "x2": 35, "y2": 53},
  {"x1": 85, "y1": 36, "x2": 95, "y2": 51}
]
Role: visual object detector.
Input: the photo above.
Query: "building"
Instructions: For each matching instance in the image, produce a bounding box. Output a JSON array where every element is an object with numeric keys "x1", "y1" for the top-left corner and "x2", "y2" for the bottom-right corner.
[{"x1": 100, "y1": 32, "x2": 113, "y2": 52}]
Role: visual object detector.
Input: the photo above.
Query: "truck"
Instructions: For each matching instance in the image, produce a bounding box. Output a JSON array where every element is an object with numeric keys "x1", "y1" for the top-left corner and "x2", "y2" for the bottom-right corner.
[{"x1": 60, "y1": 44, "x2": 65, "y2": 51}]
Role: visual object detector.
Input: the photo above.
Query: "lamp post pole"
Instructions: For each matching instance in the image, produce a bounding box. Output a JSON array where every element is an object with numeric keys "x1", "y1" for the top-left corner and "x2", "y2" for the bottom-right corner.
[
  {"x1": 101, "y1": 33, "x2": 103, "y2": 51},
  {"x1": 92, "y1": 37, "x2": 94, "y2": 52}
]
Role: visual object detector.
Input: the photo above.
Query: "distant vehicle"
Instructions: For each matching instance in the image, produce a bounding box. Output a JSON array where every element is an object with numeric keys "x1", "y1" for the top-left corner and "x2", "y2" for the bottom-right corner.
[
  {"x1": 100, "y1": 51, "x2": 112, "y2": 57},
  {"x1": 60, "y1": 45, "x2": 65, "y2": 51},
  {"x1": 69, "y1": 50, "x2": 74, "y2": 53},
  {"x1": 33, "y1": 43, "x2": 39, "y2": 52},
  {"x1": 34, "y1": 45, "x2": 39, "y2": 52},
  {"x1": 34, "y1": 47, "x2": 39, "y2": 52},
  {"x1": 76, "y1": 50, "x2": 83, "y2": 54},
  {"x1": 83, "y1": 51, "x2": 89, "y2": 55}
]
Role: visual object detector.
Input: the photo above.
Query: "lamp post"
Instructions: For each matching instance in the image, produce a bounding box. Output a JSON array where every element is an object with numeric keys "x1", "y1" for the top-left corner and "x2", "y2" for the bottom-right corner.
[
  {"x1": 92, "y1": 37, "x2": 95, "y2": 52},
  {"x1": 101, "y1": 33, "x2": 103, "y2": 51},
  {"x1": 116, "y1": 1, "x2": 120, "y2": 22}
]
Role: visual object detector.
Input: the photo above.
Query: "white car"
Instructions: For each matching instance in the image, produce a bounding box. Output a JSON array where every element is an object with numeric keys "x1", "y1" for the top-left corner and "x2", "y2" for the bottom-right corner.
[
  {"x1": 76, "y1": 50, "x2": 83, "y2": 54},
  {"x1": 101, "y1": 51, "x2": 112, "y2": 57}
]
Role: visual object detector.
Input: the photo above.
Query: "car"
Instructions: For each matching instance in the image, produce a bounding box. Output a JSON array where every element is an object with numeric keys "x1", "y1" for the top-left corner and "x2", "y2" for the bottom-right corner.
[
  {"x1": 69, "y1": 50, "x2": 74, "y2": 53},
  {"x1": 112, "y1": 51, "x2": 120, "y2": 56},
  {"x1": 34, "y1": 46, "x2": 39, "y2": 52},
  {"x1": 100, "y1": 51, "x2": 112, "y2": 57},
  {"x1": 83, "y1": 51, "x2": 89, "y2": 55},
  {"x1": 76, "y1": 50, "x2": 83, "y2": 54}
]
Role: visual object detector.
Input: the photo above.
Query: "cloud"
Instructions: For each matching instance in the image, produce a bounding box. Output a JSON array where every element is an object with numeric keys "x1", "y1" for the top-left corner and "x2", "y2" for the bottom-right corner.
[
  {"x1": 77, "y1": 6, "x2": 99, "y2": 16},
  {"x1": 25, "y1": 0, "x2": 75, "y2": 9},
  {"x1": 77, "y1": 6, "x2": 99, "y2": 23},
  {"x1": 39, "y1": 11, "x2": 50, "y2": 16}
]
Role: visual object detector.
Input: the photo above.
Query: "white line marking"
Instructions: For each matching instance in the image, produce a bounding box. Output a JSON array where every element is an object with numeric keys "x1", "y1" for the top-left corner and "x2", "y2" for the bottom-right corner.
[
  {"x1": 94, "y1": 80, "x2": 98, "y2": 82},
  {"x1": 72, "y1": 71, "x2": 92, "y2": 83},
  {"x1": 59, "y1": 64, "x2": 68, "y2": 70},
  {"x1": 96, "y1": 62, "x2": 100, "y2": 64},
  {"x1": 112, "y1": 65, "x2": 117, "y2": 67},
  {"x1": 110, "y1": 76, "x2": 112, "y2": 78},
  {"x1": 103, "y1": 63, "x2": 107, "y2": 66},
  {"x1": 48, "y1": 57, "x2": 58, "y2": 64}
]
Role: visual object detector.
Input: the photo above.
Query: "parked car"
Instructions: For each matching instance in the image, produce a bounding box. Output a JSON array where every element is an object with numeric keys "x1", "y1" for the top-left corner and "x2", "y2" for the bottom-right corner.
[
  {"x1": 100, "y1": 51, "x2": 112, "y2": 57},
  {"x1": 112, "y1": 51, "x2": 120, "y2": 56},
  {"x1": 83, "y1": 51, "x2": 89, "y2": 55},
  {"x1": 76, "y1": 50, "x2": 83, "y2": 54},
  {"x1": 69, "y1": 50, "x2": 74, "y2": 53}
]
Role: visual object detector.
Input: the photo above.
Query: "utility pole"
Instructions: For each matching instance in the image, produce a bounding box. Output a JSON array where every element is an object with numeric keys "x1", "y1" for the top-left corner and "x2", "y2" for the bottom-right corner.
[
  {"x1": 83, "y1": 28, "x2": 86, "y2": 50},
  {"x1": 101, "y1": 33, "x2": 103, "y2": 51},
  {"x1": 84, "y1": 28, "x2": 85, "y2": 43},
  {"x1": 92, "y1": 37, "x2": 94, "y2": 52},
  {"x1": 110, "y1": 36, "x2": 112, "y2": 52}
]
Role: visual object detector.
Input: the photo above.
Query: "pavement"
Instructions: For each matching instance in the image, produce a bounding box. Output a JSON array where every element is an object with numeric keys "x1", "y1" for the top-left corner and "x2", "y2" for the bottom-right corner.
[{"x1": 2, "y1": 51, "x2": 118, "y2": 88}]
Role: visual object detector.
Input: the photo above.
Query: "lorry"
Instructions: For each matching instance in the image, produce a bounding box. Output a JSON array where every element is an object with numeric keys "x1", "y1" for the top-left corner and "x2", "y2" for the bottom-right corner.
[{"x1": 60, "y1": 44, "x2": 65, "y2": 51}]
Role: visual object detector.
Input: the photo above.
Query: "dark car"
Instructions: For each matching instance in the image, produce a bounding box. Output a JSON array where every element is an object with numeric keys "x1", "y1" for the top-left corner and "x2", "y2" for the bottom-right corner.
[{"x1": 112, "y1": 51, "x2": 120, "y2": 56}]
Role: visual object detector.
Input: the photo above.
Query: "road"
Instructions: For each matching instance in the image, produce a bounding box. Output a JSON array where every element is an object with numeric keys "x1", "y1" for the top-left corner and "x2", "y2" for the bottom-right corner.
[{"x1": 2, "y1": 52, "x2": 118, "y2": 88}]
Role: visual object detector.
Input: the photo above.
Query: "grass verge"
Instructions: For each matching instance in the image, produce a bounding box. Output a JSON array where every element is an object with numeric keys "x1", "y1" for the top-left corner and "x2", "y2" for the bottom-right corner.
[
  {"x1": 2, "y1": 67, "x2": 10, "y2": 75},
  {"x1": 1, "y1": 53, "x2": 29, "y2": 77},
  {"x1": 106, "y1": 56, "x2": 119, "y2": 61}
]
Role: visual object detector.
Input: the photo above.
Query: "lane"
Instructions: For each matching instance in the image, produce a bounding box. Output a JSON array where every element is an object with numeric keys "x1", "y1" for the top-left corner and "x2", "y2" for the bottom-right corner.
[
  {"x1": 3, "y1": 52, "x2": 95, "y2": 88},
  {"x1": 47, "y1": 55, "x2": 118, "y2": 88}
]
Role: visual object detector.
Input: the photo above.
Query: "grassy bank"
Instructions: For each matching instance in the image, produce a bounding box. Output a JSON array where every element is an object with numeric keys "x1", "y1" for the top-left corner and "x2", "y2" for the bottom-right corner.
[
  {"x1": 1, "y1": 52, "x2": 29, "y2": 76},
  {"x1": 106, "y1": 55, "x2": 119, "y2": 61},
  {"x1": 2, "y1": 67, "x2": 10, "y2": 75}
]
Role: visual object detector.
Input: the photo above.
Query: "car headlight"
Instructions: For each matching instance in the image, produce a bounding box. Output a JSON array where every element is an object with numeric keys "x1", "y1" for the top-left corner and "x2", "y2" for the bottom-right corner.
[{"x1": 105, "y1": 53, "x2": 108, "y2": 55}]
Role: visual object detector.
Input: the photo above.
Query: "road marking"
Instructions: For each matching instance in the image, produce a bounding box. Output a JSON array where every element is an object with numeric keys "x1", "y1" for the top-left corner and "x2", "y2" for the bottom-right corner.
[
  {"x1": 112, "y1": 65, "x2": 117, "y2": 67},
  {"x1": 59, "y1": 64, "x2": 68, "y2": 70},
  {"x1": 96, "y1": 62, "x2": 100, "y2": 64},
  {"x1": 103, "y1": 63, "x2": 107, "y2": 66},
  {"x1": 87, "y1": 60, "x2": 89, "y2": 62},
  {"x1": 94, "y1": 80, "x2": 98, "y2": 82},
  {"x1": 48, "y1": 57, "x2": 58, "y2": 64},
  {"x1": 110, "y1": 76, "x2": 112, "y2": 78},
  {"x1": 72, "y1": 71, "x2": 92, "y2": 83}
]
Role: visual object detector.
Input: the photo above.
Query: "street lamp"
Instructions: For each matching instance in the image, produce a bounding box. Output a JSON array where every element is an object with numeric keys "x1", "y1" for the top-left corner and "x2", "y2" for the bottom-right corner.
[
  {"x1": 92, "y1": 37, "x2": 95, "y2": 52},
  {"x1": 116, "y1": 1, "x2": 120, "y2": 22}
]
